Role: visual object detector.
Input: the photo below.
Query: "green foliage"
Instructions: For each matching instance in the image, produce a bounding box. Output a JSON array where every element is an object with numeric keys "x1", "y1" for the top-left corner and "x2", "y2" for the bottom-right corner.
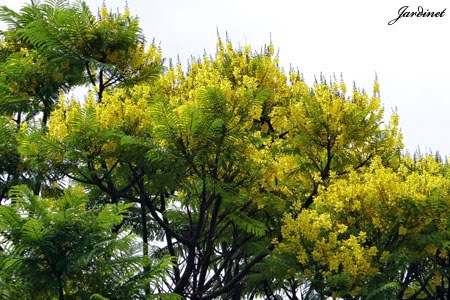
[
  {"x1": 366, "y1": 282, "x2": 401, "y2": 300},
  {"x1": 0, "y1": 6, "x2": 86, "y2": 123},
  {"x1": 324, "y1": 273, "x2": 353, "y2": 296},
  {"x1": 0, "y1": 185, "x2": 174, "y2": 299},
  {"x1": 1, "y1": 1, "x2": 450, "y2": 299},
  {"x1": 0, "y1": 117, "x2": 20, "y2": 200}
]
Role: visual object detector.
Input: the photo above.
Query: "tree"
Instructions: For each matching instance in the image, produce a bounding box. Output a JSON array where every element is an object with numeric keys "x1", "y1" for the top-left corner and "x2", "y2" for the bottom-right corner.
[
  {"x1": 143, "y1": 39, "x2": 287, "y2": 299},
  {"x1": 0, "y1": 116, "x2": 21, "y2": 202},
  {"x1": 266, "y1": 73, "x2": 402, "y2": 209},
  {"x1": 21, "y1": 38, "x2": 287, "y2": 299},
  {"x1": 0, "y1": 0, "x2": 162, "y2": 202},
  {"x1": 0, "y1": 185, "x2": 178, "y2": 300},
  {"x1": 279, "y1": 155, "x2": 450, "y2": 299},
  {"x1": 0, "y1": 1, "x2": 86, "y2": 126},
  {"x1": 3, "y1": 1, "x2": 450, "y2": 299},
  {"x1": 0, "y1": 0, "x2": 162, "y2": 105},
  {"x1": 19, "y1": 32, "x2": 449, "y2": 299},
  {"x1": 243, "y1": 71, "x2": 403, "y2": 298}
]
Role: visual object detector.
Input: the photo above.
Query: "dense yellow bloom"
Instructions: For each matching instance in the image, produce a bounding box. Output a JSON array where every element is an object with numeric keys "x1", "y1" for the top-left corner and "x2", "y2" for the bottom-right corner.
[
  {"x1": 49, "y1": 85, "x2": 153, "y2": 144},
  {"x1": 281, "y1": 210, "x2": 378, "y2": 279},
  {"x1": 96, "y1": 86, "x2": 152, "y2": 133},
  {"x1": 48, "y1": 94, "x2": 82, "y2": 140},
  {"x1": 280, "y1": 155, "x2": 450, "y2": 295},
  {"x1": 373, "y1": 80, "x2": 380, "y2": 96},
  {"x1": 269, "y1": 75, "x2": 403, "y2": 220},
  {"x1": 100, "y1": 7, "x2": 108, "y2": 20}
]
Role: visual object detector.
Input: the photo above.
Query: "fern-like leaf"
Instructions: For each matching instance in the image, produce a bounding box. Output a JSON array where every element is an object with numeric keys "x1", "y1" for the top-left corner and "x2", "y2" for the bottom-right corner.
[
  {"x1": 366, "y1": 282, "x2": 400, "y2": 300},
  {"x1": 22, "y1": 218, "x2": 48, "y2": 243}
]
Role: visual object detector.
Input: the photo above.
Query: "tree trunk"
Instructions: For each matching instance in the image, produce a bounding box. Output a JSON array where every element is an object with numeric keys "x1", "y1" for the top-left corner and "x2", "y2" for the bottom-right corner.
[{"x1": 140, "y1": 200, "x2": 151, "y2": 296}]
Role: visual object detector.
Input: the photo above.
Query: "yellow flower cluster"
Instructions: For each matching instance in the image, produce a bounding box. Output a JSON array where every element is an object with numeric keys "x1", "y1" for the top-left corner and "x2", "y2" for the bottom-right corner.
[
  {"x1": 100, "y1": 6, "x2": 108, "y2": 20},
  {"x1": 279, "y1": 155, "x2": 450, "y2": 291},
  {"x1": 48, "y1": 93, "x2": 82, "y2": 140},
  {"x1": 267, "y1": 75, "x2": 404, "y2": 224},
  {"x1": 49, "y1": 85, "x2": 152, "y2": 141},
  {"x1": 95, "y1": 86, "x2": 152, "y2": 134},
  {"x1": 159, "y1": 39, "x2": 288, "y2": 133},
  {"x1": 281, "y1": 210, "x2": 378, "y2": 279},
  {"x1": 315, "y1": 156, "x2": 448, "y2": 231}
]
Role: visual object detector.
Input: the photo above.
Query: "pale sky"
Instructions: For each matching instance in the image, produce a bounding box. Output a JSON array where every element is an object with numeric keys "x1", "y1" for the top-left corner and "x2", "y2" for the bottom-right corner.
[{"x1": 2, "y1": 0, "x2": 450, "y2": 155}]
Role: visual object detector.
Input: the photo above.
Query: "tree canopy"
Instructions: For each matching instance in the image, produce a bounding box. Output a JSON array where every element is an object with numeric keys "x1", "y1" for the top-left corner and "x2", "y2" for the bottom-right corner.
[{"x1": 0, "y1": 1, "x2": 449, "y2": 300}]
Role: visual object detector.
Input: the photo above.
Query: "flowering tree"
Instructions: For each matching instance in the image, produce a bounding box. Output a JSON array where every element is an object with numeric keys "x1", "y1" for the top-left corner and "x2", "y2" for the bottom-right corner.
[{"x1": 1, "y1": 1, "x2": 450, "y2": 299}]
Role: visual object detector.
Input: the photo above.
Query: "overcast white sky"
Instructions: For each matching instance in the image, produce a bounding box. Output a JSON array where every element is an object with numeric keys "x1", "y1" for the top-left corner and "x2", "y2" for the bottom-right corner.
[{"x1": 1, "y1": 0, "x2": 450, "y2": 155}]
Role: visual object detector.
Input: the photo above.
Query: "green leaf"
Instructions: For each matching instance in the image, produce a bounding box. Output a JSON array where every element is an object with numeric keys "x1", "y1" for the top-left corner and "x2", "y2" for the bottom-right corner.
[
  {"x1": 22, "y1": 218, "x2": 48, "y2": 242},
  {"x1": 228, "y1": 213, "x2": 267, "y2": 237},
  {"x1": 366, "y1": 282, "x2": 400, "y2": 300}
]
